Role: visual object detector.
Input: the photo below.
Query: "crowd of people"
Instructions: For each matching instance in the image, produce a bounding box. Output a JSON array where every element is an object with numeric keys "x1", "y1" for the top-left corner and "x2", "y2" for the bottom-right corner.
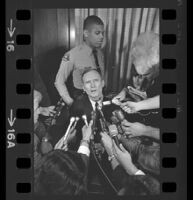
[{"x1": 34, "y1": 15, "x2": 160, "y2": 196}]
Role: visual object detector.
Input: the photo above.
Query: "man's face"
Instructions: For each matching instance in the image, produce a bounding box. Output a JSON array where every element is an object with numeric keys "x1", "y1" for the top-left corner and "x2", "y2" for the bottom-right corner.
[
  {"x1": 82, "y1": 70, "x2": 104, "y2": 101},
  {"x1": 84, "y1": 24, "x2": 104, "y2": 48}
]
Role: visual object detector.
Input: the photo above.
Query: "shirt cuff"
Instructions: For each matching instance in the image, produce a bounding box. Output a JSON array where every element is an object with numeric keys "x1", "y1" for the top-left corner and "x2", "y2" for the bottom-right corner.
[
  {"x1": 77, "y1": 145, "x2": 90, "y2": 157},
  {"x1": 135, "y1": 170, "x2": 145, "y2": 175}
]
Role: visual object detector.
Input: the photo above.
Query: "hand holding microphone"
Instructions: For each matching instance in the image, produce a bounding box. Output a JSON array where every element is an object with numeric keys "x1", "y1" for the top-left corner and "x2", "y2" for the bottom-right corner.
[
  {"x1": 54, "y1": 116, "x2": 77, "y2": 149},
  {"x1": 81, "y1": 120, "x2": 93, "y2": 142},
  {"x1": 108, "y1": 124, "x2": 121, "y2": 150}
]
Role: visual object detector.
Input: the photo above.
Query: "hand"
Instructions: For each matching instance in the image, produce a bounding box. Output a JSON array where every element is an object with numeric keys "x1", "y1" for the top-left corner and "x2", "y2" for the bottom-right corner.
[
  {"x1": 44, "y1": 118, "x2": 56, "y2": 126},
  {"x1": 63, "y1": 96, "x2": 74, "y2": 106},
  {"x1": 39, "y1": 106, "x2": 56, "y2": 116},
  {"x1": 40, "y1": 140, "x2": 53, "y2": 154},
  {"x1": 112, "y1": 90, "x2": 126, "y2": 105},
  {"x1": 112, "y1": 140, "x2": 138, "y2": 175},
  {"x1": 82, "y1": 120, "x2": 93, "y2": 141},
  {"x1": 121, "y1": 120, "x2": 148, "y2": 137},
  {"x1": 54, "y1": 123, "x2": 77, "y2": 150},
  {"x1": 100, "y1": 132, "x2": 113, "y2": 156},
  {"x1": 120, "y1": 101, "x2": 141, "y2": 113}
]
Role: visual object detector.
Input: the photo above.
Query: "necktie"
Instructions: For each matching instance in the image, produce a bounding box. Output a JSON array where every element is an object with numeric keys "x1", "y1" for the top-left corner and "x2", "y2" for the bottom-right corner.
[
  {"x1": 95, "y1": 101, "x2": 99, "y2": 111},
  {"x1": 92, "y1": 49, "x2": 100, "y2": 69}
]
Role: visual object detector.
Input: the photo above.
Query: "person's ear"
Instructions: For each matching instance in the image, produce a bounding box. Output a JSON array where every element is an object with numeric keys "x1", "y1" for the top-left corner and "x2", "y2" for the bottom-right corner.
[
  {"x1": 82, "y1": 85, "x2": 86, "y2": 92},
  {"x1": 83, "y1": 30, "x2": 89, "y2": 38},
  {"x1": 101, "y1": 80, "x2": 105, "y2": 88}
]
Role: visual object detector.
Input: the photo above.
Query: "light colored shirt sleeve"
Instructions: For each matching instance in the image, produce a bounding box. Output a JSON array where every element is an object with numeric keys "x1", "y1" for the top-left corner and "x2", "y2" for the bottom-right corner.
[
  {"x1": 135, "y1": 170, "x2": 145, "y2": 175},
  {"x1": 77, "y1": 145, "x2": 90, "y2": 157},
  {"x1": 54, "y1": 53, "x2": 74, "y2": 100}
]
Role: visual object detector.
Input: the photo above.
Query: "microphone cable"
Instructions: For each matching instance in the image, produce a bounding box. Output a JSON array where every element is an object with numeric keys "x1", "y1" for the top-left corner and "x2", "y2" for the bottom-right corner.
[{"x1": 90, "y1": 140, "x2": 118, "y2": 194}]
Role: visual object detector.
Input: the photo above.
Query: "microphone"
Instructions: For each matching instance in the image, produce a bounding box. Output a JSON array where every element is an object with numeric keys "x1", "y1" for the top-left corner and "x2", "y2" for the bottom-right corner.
[
  {"x1": 99, "y1": 118, "x2": 108, "y2": 133},
  {"x1": 97, "y1": 102, "x2": 105, "y2": 120},
  {"x1": 91, "y1": 111, "x2": 97, "y2": 134},
  {"x1": 73, "y1": 117, "x2": 80, "y2": 128},
  {"x1": 54, "y1": 116, "x2": 76, "y2": 149},
  {"x1": 102, "y1": 98, "x2": 118, "y2": 106},
  {"x1": 82, "y1": 114, "x2": 88, "y2": 126},
  {"x1": 108, "y1": 124, "x2": 121, "y2": 149},
  {"x1": 111, "y1": 115, "x2": 124, "y2": 135},
  {"x1": 102, "y1": 100, "x2": 112, "y2": 106},
  {"x1": 97, "y1": 103, "x2": 109, "y2": 132},
  {"x1": 112, "y1": 110, "x2": 125, "y2": 122}
]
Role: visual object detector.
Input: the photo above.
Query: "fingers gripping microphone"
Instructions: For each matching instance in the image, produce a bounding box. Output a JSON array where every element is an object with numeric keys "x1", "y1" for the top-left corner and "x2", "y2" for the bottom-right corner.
[{"x1": 108, "y1": 124, "x2": 121, "y2": 149}]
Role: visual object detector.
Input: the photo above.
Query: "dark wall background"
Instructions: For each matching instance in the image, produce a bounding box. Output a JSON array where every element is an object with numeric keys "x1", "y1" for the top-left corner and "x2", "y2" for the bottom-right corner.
[{"x1": 33, "y1": 9, "x2": 75, "y2": 105}]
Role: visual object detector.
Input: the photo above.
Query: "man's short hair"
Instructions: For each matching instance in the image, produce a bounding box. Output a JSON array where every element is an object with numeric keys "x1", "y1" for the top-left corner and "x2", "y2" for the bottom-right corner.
[
  {"x1": 83, "y1": 15, "x2": 104, "y2": 30},
  {"x1": 81, "y1": 67, "x2": 102, "y2": 82},
  {"x1": 35, "y1": 150, "x2": 87, "y2": 195}
]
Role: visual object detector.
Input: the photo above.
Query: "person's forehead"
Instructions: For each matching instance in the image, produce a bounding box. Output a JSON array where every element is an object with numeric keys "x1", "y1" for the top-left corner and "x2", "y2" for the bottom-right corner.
[
  {"x1": 88, "y1": 24, "x2": 104, "y2": 31},
  {"x1": 83, "y1": 70, "x2": 101, "y2": 81}
]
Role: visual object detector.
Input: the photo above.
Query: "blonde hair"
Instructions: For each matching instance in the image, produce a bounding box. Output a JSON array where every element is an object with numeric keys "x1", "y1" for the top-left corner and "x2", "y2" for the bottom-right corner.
[{"x1": 130, "y1": 31, "x2": 159, "y2": 68}]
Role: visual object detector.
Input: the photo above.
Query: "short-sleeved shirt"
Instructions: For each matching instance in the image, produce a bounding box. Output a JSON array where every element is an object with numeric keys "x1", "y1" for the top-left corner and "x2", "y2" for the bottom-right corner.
[{"x1": 55, "y1": 43, "x2": 104, "y2": 97}]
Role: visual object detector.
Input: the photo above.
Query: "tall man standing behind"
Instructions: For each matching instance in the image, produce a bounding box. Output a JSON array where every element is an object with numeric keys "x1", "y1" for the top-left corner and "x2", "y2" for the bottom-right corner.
[{"x1": 55, "y1": 15, "x2": 105, "y2": 106}]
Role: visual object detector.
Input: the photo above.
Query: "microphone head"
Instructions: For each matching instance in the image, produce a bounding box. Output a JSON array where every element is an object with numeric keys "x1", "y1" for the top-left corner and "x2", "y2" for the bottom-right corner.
[
  {"x1": 108, "y1": 124, "x2": 118, "y2": 137},
  {"x1": 70, "y1": 117, "x2": 76, "y2": 123},
  {"x1": 91, "y1": 111, "x2": 96, "y2": 120},
  {"x1": 97, "y1": 104, "x2": 102, "y2": 110},
  {"x1": 75, "y1": 117, "x2": 80, "y2": 121},
  {"x1": 82, "y1": 114, "x2": 88, "y2": 126},
  {"x1": 82, "y1": 114, "x2": 87, "y2": 120},
  {"x1": 113, "y1": 110, "x2": 125, "y2": 122},
  {"x1": 111, "y1": 115, "x2": 119, "y2": 124},
  {"x1": 102, "y1": 100, "x2": 111, "y2": 106}
]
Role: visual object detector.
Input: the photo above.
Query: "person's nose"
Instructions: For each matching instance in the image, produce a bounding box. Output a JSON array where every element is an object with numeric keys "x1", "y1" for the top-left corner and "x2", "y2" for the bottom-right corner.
[
  {"x1": 90, "y1": 81, "x2": 96, "y2": 88},
  {"x1": 99, "y1": 33, "x2": 104, "y2": 40}
]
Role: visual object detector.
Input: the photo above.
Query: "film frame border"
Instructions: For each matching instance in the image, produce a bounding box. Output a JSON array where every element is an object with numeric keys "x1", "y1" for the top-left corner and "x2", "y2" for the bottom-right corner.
[{"x1": 5, "y1": 0, "x2": 187, "y2": 199}]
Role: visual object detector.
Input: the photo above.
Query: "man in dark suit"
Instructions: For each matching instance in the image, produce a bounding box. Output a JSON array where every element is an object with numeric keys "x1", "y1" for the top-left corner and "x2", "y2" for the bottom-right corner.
[
  {"x1": 71, "y1": 67, "x2": 118, "y2": 123},
  {"x1": 70, "y1": 67, "x2": 120, "y2": 194}
]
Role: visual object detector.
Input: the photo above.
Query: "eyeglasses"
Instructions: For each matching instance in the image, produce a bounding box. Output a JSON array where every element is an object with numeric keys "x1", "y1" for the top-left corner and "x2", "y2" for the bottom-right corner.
[{"x1": 131, "y1": 64, "x2": 153, "y2": 79}]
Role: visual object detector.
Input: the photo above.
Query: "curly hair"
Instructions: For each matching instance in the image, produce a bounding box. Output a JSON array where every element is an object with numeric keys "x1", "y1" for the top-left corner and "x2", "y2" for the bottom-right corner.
[
  {"x1": 34, "y1": 150, "x2": 88, "y2": 195},
  {"x1": 130, "y1": 31, "x2": 159, "y2": 73}
]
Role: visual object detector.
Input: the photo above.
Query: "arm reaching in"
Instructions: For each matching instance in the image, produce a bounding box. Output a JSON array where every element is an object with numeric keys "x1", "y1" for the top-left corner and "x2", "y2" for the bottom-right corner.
[
  {"x1": 121, "y1": 119, "x2": 160, "y2": 140},
  {"x1": 120, "y1": 95, "x2": 160, "y2": 113}
]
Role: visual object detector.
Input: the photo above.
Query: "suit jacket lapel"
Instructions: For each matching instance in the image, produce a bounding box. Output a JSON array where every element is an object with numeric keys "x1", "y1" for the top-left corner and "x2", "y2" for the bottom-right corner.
[{"x1": 82, "y1": 95, "x2": 93, "y2": 122}]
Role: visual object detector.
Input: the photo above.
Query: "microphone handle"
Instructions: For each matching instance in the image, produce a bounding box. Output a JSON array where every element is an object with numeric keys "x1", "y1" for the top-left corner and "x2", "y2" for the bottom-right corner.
[
  {"x1": 117, "y1": 124, "x2": 124, "y2": 134},
  {"x1": 91, "y1": 111, "x2": 97, "y2": 135},
  {"x1": 54, "y1": 119, "x2": 75, "y2": 149},
  {"x1": 112, "y1": 135, "x2": 121, "y2": 150},
  {"x1": 99, "y1": 118, "x2": 108, "y2": 133}
]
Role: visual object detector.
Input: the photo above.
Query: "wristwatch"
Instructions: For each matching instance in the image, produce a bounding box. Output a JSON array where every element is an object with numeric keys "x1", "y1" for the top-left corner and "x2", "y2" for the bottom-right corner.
[
  {"x1": 108, "y1": 154, "x2": 115, "y2": 162},
  {"x1": 42, "y1": 137, "x2": 49, "y2": 142}
]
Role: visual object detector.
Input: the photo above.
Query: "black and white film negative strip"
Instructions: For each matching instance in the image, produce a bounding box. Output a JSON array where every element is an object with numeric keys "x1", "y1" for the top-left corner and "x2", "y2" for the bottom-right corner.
[{"x1": 5, "y1": 0, "x2": 187, "y2": 199}]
